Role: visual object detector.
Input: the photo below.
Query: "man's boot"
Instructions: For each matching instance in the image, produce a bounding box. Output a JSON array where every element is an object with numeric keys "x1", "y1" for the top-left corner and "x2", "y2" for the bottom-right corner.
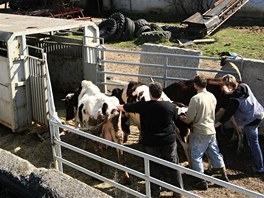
[
  {"x1": 219, "y1": 167, "x2": 229, "y2": 182},
  {"x1": 204, "y1": 167, "x2": 221, "y2": 176},
  {"x1": 193, "y1": 179, "x2": 208, "y2": 190},
  {"x1": 205, "y1": 167, "x2": 229, "y2": 182}
]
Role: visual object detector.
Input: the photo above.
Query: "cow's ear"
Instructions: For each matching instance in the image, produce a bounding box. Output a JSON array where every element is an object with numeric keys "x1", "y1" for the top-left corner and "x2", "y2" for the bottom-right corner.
[
  {"x1": 102, "y1": 103, "x2": 108, "y2": 115},
  {"x1": 139, "y1": 91, "x2": 145, "y2": 101}
]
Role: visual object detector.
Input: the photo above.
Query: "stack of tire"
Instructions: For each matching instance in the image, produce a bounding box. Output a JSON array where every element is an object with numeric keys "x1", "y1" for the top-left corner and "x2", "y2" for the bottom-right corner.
[{"x1": 98, "y1": 12, "x2": 173, "y2": 44}]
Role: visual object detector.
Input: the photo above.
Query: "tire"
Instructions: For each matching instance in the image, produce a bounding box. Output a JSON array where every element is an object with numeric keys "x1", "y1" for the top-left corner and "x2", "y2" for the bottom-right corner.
[
  {"x1": 135, "y1": 25, "x2": 151, "y2": 37},
  {"x1": 162, "y1": 25, "x2": 183, "y2": 39},
  {"x1": 137, "y1": 31, "x2": 171, "y2": 44},
  {"x1": 121, "y1": 17, "x2": 135, "y2": 41},
  {"x1": 109, "y1": 12, "x2": 126, "y2": 41},
  {"x1": 134, "y1": 19, "x2": 149, "y2": 33},
  {"x1": 98, "y1": 18, "x2": 117, "y2": 42},
  {"x1": 150, "y1": 23, "x2": 163, "y2": 32}
]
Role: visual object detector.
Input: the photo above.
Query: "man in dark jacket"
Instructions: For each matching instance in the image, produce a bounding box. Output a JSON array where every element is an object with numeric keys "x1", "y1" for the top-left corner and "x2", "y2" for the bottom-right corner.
[
  {"x1": 118, "y1": 82, "x2": 184, "y2": 198},
  {"x1": 215, "y1": 74, "x2": 264, "y2": 173}
]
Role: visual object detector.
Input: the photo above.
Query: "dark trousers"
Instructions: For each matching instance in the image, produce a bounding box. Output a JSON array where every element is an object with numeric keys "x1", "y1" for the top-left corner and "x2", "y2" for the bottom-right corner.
[{"x1": 144, "y1": 141, "x2": 184, "y2": 193}]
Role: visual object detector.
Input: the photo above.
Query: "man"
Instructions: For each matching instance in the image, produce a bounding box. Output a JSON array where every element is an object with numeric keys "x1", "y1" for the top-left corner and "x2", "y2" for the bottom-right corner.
[
  {"x1": 179, "y1": 75, "x2": 229, "y2": 190},
  {"x1": 215, "y1": 74, "x2": 264, "y2": 173},
  {"x1": 118, "y1": 82, "x2": 183, "y2": 198}
]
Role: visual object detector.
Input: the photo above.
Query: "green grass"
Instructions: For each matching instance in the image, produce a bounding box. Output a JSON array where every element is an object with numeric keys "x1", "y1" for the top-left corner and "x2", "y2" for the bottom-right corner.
[
  {"x1": 105, "y1": 26, "x2": 263, "y2": 60},
  {"x1": 196, "y1": 27, "x2": 264, "y2": 59},
  {"x1": 67, "y1": 25, "x2": 264, "y2": 60}
]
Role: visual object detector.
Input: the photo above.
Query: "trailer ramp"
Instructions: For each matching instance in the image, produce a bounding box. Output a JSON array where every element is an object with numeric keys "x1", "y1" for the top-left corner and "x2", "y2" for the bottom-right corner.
[{"x1": 183, "y1": 0, "x2": 249, "y2": 38}]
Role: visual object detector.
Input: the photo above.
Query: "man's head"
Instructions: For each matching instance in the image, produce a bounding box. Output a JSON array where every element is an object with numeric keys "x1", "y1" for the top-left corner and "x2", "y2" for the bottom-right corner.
[
  {"x1": 149, "y1": 82, "x2": 163, "y2": 99},
  {"x1": 193, "y1": 75, "x2": 207, "y2": 90}
]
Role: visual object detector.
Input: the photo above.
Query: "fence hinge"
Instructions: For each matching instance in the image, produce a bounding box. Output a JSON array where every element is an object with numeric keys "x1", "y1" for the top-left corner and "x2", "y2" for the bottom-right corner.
[{"x1": 15, "y1": 81, "x2": 26, "y2": 87}]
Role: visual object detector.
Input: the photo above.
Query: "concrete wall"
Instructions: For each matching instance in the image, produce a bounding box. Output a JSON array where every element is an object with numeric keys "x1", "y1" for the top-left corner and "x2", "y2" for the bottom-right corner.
[
  {"x1": 0, "y1": 148, "x2": 112, "y2": 198},
  {"x1": 139, "y1": 43, "x2": 200, "y2": 86},
  {"x1": 240, "y1": 59, "x2": 264, "y2": 106},
  {"x1": 240, "y1": 59, "x2": 264, "y2": 131}
]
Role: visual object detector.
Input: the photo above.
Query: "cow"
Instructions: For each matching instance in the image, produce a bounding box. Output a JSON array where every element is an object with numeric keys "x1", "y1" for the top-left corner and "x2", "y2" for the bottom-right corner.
[
  {"x1": 163, "y1": 76, "x2": 244, "y2": 154},
  {"x1": 64, "y1": 80, "x2": 130, "y2": 184}
]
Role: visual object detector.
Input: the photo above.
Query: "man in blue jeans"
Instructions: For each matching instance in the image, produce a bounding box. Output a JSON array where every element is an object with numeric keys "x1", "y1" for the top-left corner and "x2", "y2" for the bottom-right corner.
[
  {"x1": 215, "y1": 74, "x2": 264, "y2": 174},
  {"x1": 180, "y1": 75, "x2": 229, "y2": 190},
  {"x1": 118, "y1": 82, "x2": 184, "y2": 198}
]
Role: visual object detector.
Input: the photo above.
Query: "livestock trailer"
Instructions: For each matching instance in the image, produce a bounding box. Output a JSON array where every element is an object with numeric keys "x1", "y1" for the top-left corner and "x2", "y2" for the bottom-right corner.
[{"x1": 0, "y1": 13, "x2": 100, "y2": 132}]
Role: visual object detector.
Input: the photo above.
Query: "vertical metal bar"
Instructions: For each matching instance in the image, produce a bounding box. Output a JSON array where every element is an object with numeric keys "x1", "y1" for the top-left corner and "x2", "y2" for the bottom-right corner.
[
  {"x1": 144, "y1": 158, "x2": 151, "y2": 198},
  {"x1": 44, "y1": 51, "x2": 63, "y2": 171},
  {"x1": 164, "y1": 56, "x2": 169, "y2": 88}
]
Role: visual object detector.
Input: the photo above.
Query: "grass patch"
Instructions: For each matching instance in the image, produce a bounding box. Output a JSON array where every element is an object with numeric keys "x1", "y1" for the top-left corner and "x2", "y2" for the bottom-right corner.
[
  {"x1": 195, "y1": 27, "x2": 264, "y2": 59},
  {"x1": 66, "y1": 24, "x2": 263, "y2": 60}
]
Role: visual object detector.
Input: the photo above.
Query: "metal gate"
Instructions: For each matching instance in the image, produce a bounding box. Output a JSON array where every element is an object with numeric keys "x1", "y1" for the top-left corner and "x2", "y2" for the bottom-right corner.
[
  {"x1": 47, "y1": 44, "x2": 264, "y2": 198},
  {"x1": 27, "y1": 45, "x2": 49, "y2": 126}
]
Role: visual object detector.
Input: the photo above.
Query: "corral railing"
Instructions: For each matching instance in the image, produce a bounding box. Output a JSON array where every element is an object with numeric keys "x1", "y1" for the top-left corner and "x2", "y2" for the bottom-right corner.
[
  {"x1": 48, "y1": 117, "x2": 264, "y2": 198},
  {"x1": 94, "y1": 46, "x2": 244, "y2": 90},
  {"x1": 46, "y1": 44, "x2": 264, "y2": 197}
]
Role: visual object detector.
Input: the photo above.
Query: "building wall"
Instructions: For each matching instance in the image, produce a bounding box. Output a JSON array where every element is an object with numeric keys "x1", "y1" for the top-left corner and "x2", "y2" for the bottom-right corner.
[{"x1": 109, "y1": 0, "x2": 264, "y2": 17}]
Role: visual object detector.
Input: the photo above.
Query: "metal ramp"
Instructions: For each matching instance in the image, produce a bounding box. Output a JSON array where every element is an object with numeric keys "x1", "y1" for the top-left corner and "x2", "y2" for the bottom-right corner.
[{"x1": 183, "y1": 0, "x2": 249, "y2": 38}]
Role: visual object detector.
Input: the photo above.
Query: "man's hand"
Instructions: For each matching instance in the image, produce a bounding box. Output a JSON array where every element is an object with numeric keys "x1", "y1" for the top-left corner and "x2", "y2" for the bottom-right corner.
[
  {"x1": 179, "y1": 114, "x2": 187, "y2": 122},
  {"x1": 215, "y1": 121, "x2": 222, "y2": 128},
  {"x1": 117, "y1": 105, "x2": 125, "y2": 112}
]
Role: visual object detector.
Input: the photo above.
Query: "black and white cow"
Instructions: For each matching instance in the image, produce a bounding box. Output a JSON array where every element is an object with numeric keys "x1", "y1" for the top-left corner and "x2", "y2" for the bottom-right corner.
[{"x1": 65, "y1": 80, "x2": 130, "y2": 184}]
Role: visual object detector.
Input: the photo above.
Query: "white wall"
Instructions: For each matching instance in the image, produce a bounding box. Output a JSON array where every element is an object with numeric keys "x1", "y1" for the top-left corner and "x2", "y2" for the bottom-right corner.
[
  {"x1": 112, "y1": 0, "x2": 167, "y2": 12},
  {"x1": 111, "y1": 0, "x2": 264, "y2": 17}
]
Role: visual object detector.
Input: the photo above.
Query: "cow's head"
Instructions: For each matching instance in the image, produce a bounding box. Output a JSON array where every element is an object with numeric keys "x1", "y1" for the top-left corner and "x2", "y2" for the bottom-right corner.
[
  {"x1": 64, "y1": 84, "x2": 82, "y2": 121},
  {"x1": 111, "y1": 88, "x2": 125, "y2": 104},
  {"x1": 128, "y1": 85, "x2": 150, "y2": 103}
]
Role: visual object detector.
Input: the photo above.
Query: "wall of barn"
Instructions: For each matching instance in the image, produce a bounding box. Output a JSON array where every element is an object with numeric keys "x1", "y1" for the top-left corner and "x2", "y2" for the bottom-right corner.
[
  {"x1": 106, "y1": 0, "x2": 264, "y2": 18},
  {"x1": 47, "y1": 54, "x2": 83, "y2": 94}
]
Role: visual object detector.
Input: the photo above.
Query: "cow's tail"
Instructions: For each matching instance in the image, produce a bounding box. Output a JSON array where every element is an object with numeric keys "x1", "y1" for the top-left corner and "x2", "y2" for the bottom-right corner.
[{"x1": 229, "y1": 62, "x2": 242, "y2": 81}]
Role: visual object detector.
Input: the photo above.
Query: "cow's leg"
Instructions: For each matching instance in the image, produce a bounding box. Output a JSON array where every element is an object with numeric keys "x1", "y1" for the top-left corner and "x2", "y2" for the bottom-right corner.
[
  {"x1": 230, "y1": 116, "x2": 244, "y2": 154},
  {"x1": 115, "y1": 148, "x2": 131, "y2": 185},
  {"x1": 114, "y1": 130, "x2": 131, "y2": 185},
  {"x1": 101, "y1": 122, "x2": 131, "y2": 185},
  {"x1": 175, "y1": 128, "x2": 191, "y2": 167}
]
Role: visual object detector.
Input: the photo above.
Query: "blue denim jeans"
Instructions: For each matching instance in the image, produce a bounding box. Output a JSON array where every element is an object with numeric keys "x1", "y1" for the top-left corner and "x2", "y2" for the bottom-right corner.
[
  {"x1": 189, "y1": 132, "x2": 225, "y2": 173},
  {"x1": 244, "y1": 125, "x2": 264, "y2": 172}
]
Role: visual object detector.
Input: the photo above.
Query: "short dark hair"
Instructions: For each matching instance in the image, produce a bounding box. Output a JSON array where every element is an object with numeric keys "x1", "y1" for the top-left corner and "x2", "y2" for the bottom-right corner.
[
  {"x1": 149, "y1": 82, "x2": 163, "y2": 98},
  {"x1": 193, "y1": 75, "x2": 207, "y2": 88}
]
